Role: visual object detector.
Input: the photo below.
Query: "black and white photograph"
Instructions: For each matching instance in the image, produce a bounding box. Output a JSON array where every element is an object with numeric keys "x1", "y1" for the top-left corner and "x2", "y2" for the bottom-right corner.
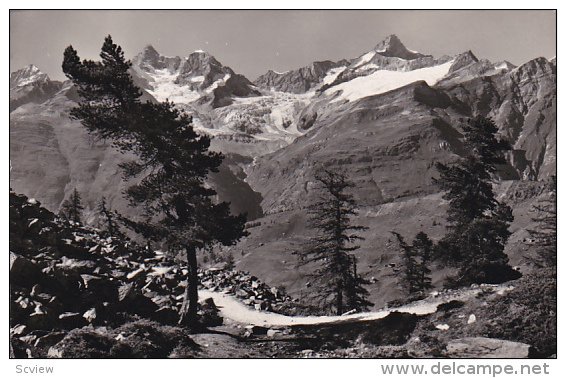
[{"x1": 7, "y1": 6, "x2": 558, "y2": 367}]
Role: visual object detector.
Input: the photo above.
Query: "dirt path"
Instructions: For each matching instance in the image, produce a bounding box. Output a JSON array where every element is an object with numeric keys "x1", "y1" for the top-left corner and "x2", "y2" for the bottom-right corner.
[{"x1": 197, "y1": 284, "x2": 512, "y2": 327}]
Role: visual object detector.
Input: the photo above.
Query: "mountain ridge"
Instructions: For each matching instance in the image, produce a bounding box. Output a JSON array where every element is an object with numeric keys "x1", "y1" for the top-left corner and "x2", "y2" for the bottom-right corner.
[{"x1": 9, "y1": 37, "x2": 556, "y2": 307}]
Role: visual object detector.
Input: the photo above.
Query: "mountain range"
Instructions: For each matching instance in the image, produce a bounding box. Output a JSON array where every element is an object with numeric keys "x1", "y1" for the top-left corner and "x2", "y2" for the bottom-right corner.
[{"x1": 9, "y1": 35, "x2": 556, "y2": 307}]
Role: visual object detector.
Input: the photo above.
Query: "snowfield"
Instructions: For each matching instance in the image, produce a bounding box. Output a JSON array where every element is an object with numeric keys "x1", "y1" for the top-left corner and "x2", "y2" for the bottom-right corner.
[
  {"x1": 146, "y1": 68, "x2": 201, "y2": 104},
  {"x1": 327, "y1": 60, "x2": 454, "y2": 103}
]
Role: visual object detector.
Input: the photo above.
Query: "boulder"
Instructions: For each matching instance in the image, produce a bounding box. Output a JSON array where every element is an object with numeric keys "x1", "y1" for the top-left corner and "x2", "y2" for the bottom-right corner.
[
  {"x1": 27, "y1": 311, "x2": 54, "y2": 330},
  {"x1": 267, "y1": 329, "x2": 282, "y2": 338},
  {"x1": 10, "y1": 338, "x2": 29, "y2": 358},
  {"x1": 10, "y1": 252, "x2": 41, "y2": 286},
  {"x1": 30, "y1": 284, "x2": 42, "y2": 297},
  {"x1": 11, "y1": 324, "x2": 28, "y2": 336},
  {"x1": 11, "y1": 297, "x2": 34, "y2": 322},
  {"x1": 198, "y1": 297, "x2": 223, "y2": 327},
  {"x1": 42, "y1": 266, "x2": 82, "y2": 295},
  {"x1": 117, "y1": 283, "x2": 136, "y2": 303},
  {"x1": 34, "y1": 332, "x2": 67, "y2": 349},
  {"x1": 152, "y1": 307, "x2": 179, "y2": 325},
  {"x1": 114, "y1": 282, "x2": 159, "y2": 317},
  {"x1": 127, "y1": 267, "x2": 146, "y2": 281},
  {"x1": 57, "y1": 257, "x2": 97, "y2": 273},
  {"x1": 80, "y1": 274, "x2": 118, "y2": 301},
  {"x1": 150, "y1": 295, "x2": 173, "y2": 307},
  {"x1": 58, "y1": 312, "x2": 87, "y2": 329},
  {"x1": 83, "y1": 308, "x2": 97, "y2": 324},
  {"x1": 244, "y1": 325, "x2": 268, "y2": 336},
  {"x1": 445, "y1": 337, "x2": 531, "y2": 358}
]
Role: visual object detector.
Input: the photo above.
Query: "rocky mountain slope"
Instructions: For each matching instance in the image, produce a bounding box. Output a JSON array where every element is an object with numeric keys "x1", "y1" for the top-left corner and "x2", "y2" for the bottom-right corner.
[
  {"x1": 10, "y1": 35, "x2": 556, "y2": 310},
  {"x1": 10, "y1": 65, "x2": 63, "y2": 111}
]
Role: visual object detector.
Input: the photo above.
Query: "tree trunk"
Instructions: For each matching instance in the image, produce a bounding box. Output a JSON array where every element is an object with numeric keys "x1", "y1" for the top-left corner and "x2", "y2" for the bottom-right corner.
[
  {"x1": 178, "y1": 245, "x2": 199, "y2": 326},
  {"x1": 336, "y1": 282, "x2": 343, "y2": 315}
]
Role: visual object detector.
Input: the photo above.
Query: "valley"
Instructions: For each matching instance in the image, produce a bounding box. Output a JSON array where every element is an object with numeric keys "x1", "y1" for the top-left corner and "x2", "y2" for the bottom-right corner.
[{"x1": 9, "y1": 33, "x2": 557, "y2": 358}]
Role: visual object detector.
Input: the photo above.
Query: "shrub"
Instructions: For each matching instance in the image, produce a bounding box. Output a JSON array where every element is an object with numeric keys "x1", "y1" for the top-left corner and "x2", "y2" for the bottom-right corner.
[
  {"x1": 478, "y1": 268, "x2": 556, "y2": 357},
  {"x1": 50, "y1": 328, "x2": 132, "y2": 358}
]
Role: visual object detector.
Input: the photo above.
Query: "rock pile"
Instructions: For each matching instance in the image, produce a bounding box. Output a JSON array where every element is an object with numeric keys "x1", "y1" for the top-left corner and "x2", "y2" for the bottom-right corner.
[
  {"x1": 9, "y1": 191, "x2": 292, "y2": 357},
  {"x1": 198, "y1": 268, "x2": 294, "y2": 313}
]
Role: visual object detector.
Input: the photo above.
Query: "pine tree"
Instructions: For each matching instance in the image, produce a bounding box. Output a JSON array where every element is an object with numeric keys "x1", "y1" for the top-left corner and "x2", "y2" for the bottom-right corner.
[
  {"x1": 393, "y1": 231, "x2": 433, "y2": 295},
  {"x1": 224, "y1": 252, "x2": 235, "y2": 270},
  {"x1": 296, "y1": 168, "x2": 372, "y2": 315},
  {"x1": 434, "y1": 116, "x2": 519, "y2": 286},
  {"x1": 62, "y1": 36, "x2": 247, "y2": 326},
  {"x1": 96, "y1": 197, "x2": 121, "y2": 237},
  {"x1": 528, "y1": 176, "x2": 557, "y2": 268},
  {"x1": 59, "y1": 188, "x2": 84, "y2": 224}
]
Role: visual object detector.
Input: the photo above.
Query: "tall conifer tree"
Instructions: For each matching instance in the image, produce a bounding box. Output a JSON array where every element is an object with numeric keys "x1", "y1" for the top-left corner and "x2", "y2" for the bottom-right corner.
[
  {"x1": 528, "y1": 176, "x2": 557, "y2": 268},
  {"x1": 59, "y1": 188, "x2": 84, "y2": 224},
  {"x1": 296, "y1": 168, "x2": 372, "y2": 315},
  {"x1": 434, "y1": 116, "x2": 519, "y2": 285},
  {"x1": 62, "y1": 36, "x2": 247, "y2": 325},
  {"x1": 393, "y1": 231, "x2": 433, "y2": 295}
]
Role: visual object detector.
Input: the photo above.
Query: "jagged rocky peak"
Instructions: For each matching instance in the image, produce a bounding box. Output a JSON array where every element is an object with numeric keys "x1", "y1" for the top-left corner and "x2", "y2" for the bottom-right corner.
[
  {"x1": 180, "y1": 49, "x2": 224, "y2": 74},
  {"x1": 10, "y1": 64, "x2": 50, "y2": 89},
  {"x1": 373, "y1": 34, "x2": 429, "y2": 60},
  {"x1": 133, "y1": 44, "x2": 181, "y2": 72},
  {"x1": 254, "y1": 60, "x2": 340, "y2": 93},
  {"x1": 130, "y1": 44, "x2": 259, "y2": 107},
  {"x1": 136, "y1": 44, "x2": 162, "y2": 66},
  {"x1": 448, "y1": 50, "x2": 479, "y2": 72}
]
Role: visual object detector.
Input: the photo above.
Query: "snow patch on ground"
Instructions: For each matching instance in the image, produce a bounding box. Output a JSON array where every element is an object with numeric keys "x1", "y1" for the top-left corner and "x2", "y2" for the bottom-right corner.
[
  {"x1": 493, "y1": 62, "x2": 512, "y2": 71},
  {"x1": 357, "y1": 63, "x2": 381, "y2": 71},
  {"x1": 323, "y1": 67, "x2": 347, "y2": 85},
  {"x1": 353, "y1": 51, "x2": 376, "y2": 68},
  {"x1": 205, "y1": 73, "x2": 231, "y2": 93},
  {"x1": 327, "y1": 60, "x2": 454, "y2": 103}
]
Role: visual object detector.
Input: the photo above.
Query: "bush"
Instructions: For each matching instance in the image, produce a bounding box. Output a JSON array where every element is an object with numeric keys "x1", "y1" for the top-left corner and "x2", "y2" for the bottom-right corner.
[
  {"x1": 50, "y1": 328, "x2": 132, "y2": 358},
  {"x1": 49, "y1": 320, "x2": 199, "y2": 358},
  {"x1": 115, "y1": 320, "x2": 199, "y2": 358},
  {"x1": 478, "y1": 268, "x2": 556, "y2": 357}
]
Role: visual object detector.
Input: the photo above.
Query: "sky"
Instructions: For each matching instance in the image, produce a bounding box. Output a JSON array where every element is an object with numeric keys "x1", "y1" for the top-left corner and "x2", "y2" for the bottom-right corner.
[{"x1": 10, "y1": 10, "x2": 556, "y2": 81}]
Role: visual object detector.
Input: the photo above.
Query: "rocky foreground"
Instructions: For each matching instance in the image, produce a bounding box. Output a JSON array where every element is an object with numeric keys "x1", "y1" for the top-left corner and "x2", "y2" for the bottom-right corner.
[
  {"x1": 10, "y1": 190, "x2": 546, "y2": 358},
  {"x1": 9, "y1": 190, "x2": 302, "y2": 357}
]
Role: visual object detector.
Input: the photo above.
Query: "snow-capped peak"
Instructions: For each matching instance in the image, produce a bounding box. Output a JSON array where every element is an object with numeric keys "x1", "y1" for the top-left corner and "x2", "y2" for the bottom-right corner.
[
  {"x1": 494, "y1": 60, "x2": 516, "y2": 71},
  {"x1": 189, "y1": 49, "x2": 213, "y2": 58},
  {"x1": 373, "y1": 34, "x2": 428, "y2": 60},
  {"x1": 10, "y1": 65, "x2": 50, "y2": 89},
  {"x1": 130, "y1": 45, "x2": 258, "y2": 107}
]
